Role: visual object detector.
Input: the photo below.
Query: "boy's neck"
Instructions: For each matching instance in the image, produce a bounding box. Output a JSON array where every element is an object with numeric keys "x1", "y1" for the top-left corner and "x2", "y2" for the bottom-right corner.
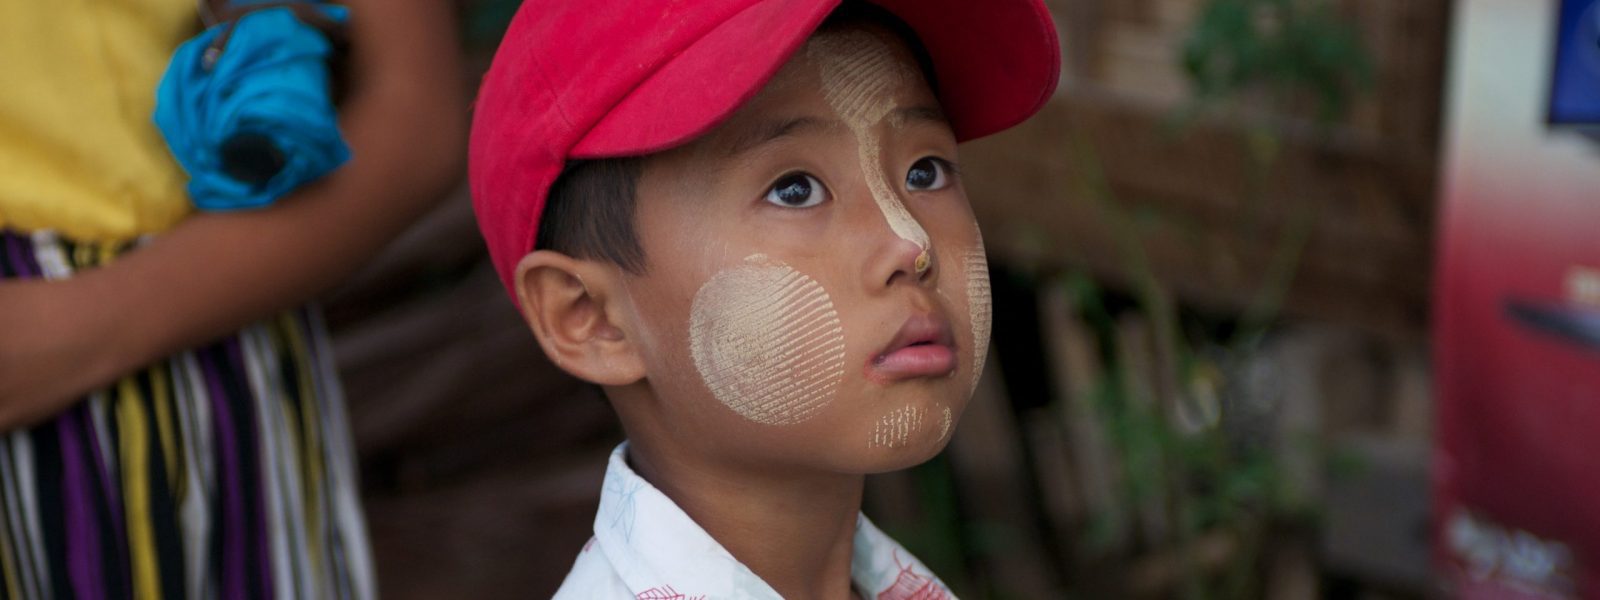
[{"x1": 627, "y1": 436, "x2": 866, "y2": 600}]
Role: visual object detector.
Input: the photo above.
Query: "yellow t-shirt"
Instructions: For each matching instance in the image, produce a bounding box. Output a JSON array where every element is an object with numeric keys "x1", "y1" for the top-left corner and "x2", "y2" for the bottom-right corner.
[{"x1": 0, "y1": 0, "x2": 198, "y2": 241}]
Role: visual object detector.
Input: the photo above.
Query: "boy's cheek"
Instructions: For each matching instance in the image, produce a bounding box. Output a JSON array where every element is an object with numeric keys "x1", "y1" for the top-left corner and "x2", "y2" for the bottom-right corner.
[
  {"x1": 961, "y1": 233, "x2": 992, "y2": 393},
  {"x1": 685, "y1": 254, "x2": 848, "y2": 426},
  {"x1": 929, "y1": 215, "x2": 991, "y2": 392},
  {"x1": 631, "y1": 224, "x2": 983, "y2": 463}
]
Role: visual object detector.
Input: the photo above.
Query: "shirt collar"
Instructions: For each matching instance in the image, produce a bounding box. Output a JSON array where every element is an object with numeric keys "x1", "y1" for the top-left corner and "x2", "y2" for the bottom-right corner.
[{"x1": 591, "y1": 442, "x2": 956, "y2": 599}]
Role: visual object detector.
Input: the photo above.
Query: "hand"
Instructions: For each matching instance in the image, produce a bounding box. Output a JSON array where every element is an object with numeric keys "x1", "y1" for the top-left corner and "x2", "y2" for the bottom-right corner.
[
  {"x1": 0, "y1": 0, "x2": 464, "y2": 432},
  {"x1": 0, "y1": 278, "x2": 121, "y2": 429}
]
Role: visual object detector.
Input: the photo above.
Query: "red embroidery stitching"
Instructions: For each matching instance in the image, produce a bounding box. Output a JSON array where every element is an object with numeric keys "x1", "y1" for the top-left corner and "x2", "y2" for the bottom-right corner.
[
  {"x1": 636, "y1": 585, "x2": 705, "y2": 600},
  {"x1": 877, "y1": 551, "x2": 947, "y2": 600}
]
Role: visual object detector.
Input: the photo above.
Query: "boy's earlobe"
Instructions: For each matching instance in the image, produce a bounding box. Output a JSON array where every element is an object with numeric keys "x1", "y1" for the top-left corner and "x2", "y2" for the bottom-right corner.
[{"x1": 513, "y1": 251, "x2": 646, "y2": 386}]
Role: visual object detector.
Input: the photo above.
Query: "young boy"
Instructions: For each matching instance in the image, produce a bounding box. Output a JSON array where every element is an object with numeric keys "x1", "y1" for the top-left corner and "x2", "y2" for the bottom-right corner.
[{"x1": 470, "y1": 0, "x2": 1059, "y2": 597}]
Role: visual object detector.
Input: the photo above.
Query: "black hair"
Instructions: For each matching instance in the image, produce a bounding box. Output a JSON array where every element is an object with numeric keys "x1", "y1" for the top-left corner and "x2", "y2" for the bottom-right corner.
[
  {"x1": 533, "y1": 1, "x2": 938, "y2": 272},
  {"x1": 535, "y1": 157, "x2": 647, "y2": 273}
]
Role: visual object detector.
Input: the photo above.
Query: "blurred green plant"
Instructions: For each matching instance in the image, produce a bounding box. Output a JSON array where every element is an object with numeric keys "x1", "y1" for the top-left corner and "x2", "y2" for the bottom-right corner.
[
  {"x1": 1177, "y1": 0, "x2": 1374, "y2": 346},
  {"x1": 1180, "y1": 0, "x2": 1374, "y2": 346},
  {"x1": 1182, "y1": 0, "x2": 1374, "y2": 122},
  {"x1": 1060, "y1": 0, "x2": 1375, "y2": 598}
]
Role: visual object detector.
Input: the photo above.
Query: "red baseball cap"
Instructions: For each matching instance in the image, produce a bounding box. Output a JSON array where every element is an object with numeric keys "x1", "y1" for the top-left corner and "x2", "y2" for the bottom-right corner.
[{"x1": 469, "y1": 0, "x2": 1061, "y2": 300}]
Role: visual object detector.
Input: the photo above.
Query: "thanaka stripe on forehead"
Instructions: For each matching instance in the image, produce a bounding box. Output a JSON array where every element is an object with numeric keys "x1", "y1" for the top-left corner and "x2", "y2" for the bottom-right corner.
[{"x1": 809, "y1": 30, "x2": 932, "y2": 250}]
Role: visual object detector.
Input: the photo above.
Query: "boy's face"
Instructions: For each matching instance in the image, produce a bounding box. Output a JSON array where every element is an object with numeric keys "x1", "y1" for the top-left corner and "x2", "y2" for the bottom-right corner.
[{"x1": 614, "y1": 23, "x2": 991, "y2": 474}]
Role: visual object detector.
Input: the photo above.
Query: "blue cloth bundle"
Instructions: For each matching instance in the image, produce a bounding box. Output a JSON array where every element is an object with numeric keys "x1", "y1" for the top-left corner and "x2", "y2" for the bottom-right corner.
[{"x1": 154, "y1": 4, "x2": 350, "y2": 211}]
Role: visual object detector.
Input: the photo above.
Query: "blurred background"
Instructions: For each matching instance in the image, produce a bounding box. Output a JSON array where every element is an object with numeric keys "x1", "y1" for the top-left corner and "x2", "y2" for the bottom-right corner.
[{"x1": 326, "y1": 0, "x2": 1600, "y2": 598}]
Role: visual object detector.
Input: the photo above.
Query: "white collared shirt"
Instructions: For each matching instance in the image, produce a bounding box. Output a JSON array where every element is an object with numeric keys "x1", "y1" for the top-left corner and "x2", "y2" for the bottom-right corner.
[{"x1": 554, "y1": 443, "x2": 958, "y2": 599}]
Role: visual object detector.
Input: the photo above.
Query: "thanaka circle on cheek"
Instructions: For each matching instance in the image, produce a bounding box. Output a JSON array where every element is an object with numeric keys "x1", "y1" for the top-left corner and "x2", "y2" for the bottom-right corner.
[
  {"x1": 807, "y1": 30, "x2": 931, "y2": 251},
  {"x1": 688, "y1": 254, "x2": 847, "y2": 426}
]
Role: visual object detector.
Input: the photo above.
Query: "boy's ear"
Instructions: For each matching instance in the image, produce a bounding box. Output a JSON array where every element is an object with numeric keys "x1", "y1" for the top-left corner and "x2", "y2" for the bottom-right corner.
[{"x1": 512, "y1": 250, "x2": 646, "y2": 386}]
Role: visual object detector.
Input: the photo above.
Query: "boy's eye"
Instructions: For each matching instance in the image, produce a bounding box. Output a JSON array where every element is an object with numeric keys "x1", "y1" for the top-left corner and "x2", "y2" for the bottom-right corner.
[
  {"x1": 764, "y1": 173, "x2": 828, "y2": 208},
  {"x1": 906, "y1": 157, "x2": 950, "y2": 191}
]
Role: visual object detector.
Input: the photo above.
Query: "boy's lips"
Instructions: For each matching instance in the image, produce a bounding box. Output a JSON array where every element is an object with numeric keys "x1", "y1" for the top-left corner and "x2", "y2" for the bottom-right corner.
[{"x1": 868, "y1": 313, "x2": 957, "y2": 382}]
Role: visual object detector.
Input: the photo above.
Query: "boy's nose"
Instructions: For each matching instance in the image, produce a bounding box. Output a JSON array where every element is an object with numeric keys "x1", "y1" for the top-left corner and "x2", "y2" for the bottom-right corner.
[{"x1": 871, "y1": 236, "x2": 936, "y2": 290}]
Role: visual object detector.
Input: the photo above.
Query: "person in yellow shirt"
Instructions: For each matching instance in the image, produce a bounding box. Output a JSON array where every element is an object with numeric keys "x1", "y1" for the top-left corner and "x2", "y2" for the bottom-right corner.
[{"x1": 0, "y1": 0, "x2": 464, "y2": 597}]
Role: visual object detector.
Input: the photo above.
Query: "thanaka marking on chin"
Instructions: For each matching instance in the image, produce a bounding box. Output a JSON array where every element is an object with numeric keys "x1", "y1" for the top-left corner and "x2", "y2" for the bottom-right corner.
[
  {"x1": 870, "y1": 404, "x2": 927, "y2": 448},
  {"x1": 689, "y1": 254, "x2": 847, "y2": 425},
  {"x1": 870, "y1": 403, "x2": 955, "y2": 449}
]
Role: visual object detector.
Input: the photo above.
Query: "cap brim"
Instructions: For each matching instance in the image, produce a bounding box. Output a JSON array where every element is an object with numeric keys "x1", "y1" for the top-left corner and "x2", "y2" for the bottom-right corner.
[
  {"x1": 880, "y1": 0, "x2": 1062, "y2": 139},
  {"x1": 572, "y1": 0, "x2": 1061, "y2": 158}
]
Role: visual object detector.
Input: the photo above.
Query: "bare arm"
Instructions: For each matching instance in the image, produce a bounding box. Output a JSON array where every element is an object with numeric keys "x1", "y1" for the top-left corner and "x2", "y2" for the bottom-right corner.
[{"x1": 0, "y1": 0, "x2": 466, "y2": 425}]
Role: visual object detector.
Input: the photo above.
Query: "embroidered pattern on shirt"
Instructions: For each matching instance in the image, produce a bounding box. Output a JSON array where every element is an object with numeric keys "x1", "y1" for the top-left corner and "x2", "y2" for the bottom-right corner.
[
  {"x1": 877, "y1": 550, "x2": 949, "y2": 600},
  {"x1": 636, "y1": 585, "x2": 706, "y2": 600}
]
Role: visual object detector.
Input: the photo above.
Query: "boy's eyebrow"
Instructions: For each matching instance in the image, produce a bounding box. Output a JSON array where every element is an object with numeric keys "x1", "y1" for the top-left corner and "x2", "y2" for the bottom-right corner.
[
  {"x1": 722, "y1": 116, "x2": 841, "y2": 157},
  {"x1": 888, "y1": 105, "x2": 949, "y2": 129},
  {"x1": 721, "y1": 105, "x2": 949, "y2": 158}
]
